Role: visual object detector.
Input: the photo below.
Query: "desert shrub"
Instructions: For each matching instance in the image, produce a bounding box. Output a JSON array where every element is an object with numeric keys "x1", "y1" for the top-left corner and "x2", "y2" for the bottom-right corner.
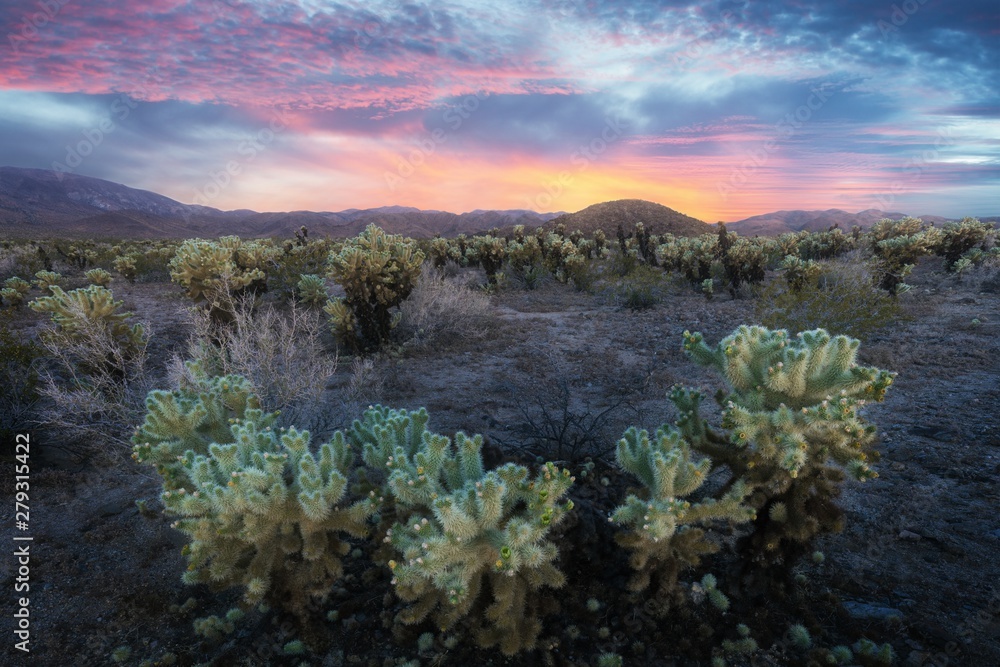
[
  {"x1": 0, "y1": 244, "x2": 49, "y2": 282},
  {"x1": 0, "y1": 311, "x2": 41, "y2": 445},
  {"x1": 396, "y1": 269, "x2": 494, "y2": 350},
  {"x1": 170, "y1": 299, "x2": 338, "y2": 433},
  {"x1": 615, "y1": 264, "x2": 667, "y2": 310},
  {"x1": 325, "y1": 224, "x2": 424, "y2": 352},
  {"x1": 355, "y1": 406, "x2": 575, "y2": 655},
  {"x1": 753, "y1": 263, "x2": 900, "y2": 341},
  {"x1": 132, "y1": 367, "x2": 378, "y2": 623},
  {"x1": 29, "y1": 285, "x2": 152, "y2": 451}
]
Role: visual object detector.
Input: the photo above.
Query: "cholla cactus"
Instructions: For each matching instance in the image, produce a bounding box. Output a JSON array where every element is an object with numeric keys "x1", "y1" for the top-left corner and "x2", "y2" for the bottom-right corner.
[
  {"x1": 355, "y1": 405, "x2": 574, "y2": 655},
  {"x1": 327, "y1": 224, "x2": 424, "y2": 351},
  {"x1": 934, "y1": 217, "x2": 995, "y2": 272},
  {"x1": 29, "y1": 285, "x2": 145, "y2": 375},
  {"x1": 866, "y1": 217, "x2": 941, "y2": 293},
  {"x1": 780, "y1": 255, "x2": 821, "y2": 292},
  {"x1": 33, "y1": 270, "x2": 63, "y2": 292},
  {"x1": 677, "y1": 326, "x2": 894, "y2": 566},
  {"x1": 1, "y1": 277, "x2": 31, "y2": 307},
  {"x1": 473, "y1": 236, "x2": 507, "y2": 285},
  {"x1": 169, "y1": 237, "x2": 273, "y2": 322},
  {"x1": 113, "y1": 254, "x2": 139, "y2": 283},
  {"x1": 132, "y1": 368, "x2": 377, "y2": 621},
  {"x1": 611, "y1": 425, "x2": 754, "y2": 597},
  {"x1": 296, "y1": 274, "x2": 328, "y2": 306},
  {"x1": 85, "y1": 268, "x2": 113, "y2": 287}
]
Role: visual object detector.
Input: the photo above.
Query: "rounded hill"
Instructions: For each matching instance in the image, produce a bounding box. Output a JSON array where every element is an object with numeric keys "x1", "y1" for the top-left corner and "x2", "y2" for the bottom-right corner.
[{"x1": 546, "y1": 199, "x2": 711, "y2": 237}]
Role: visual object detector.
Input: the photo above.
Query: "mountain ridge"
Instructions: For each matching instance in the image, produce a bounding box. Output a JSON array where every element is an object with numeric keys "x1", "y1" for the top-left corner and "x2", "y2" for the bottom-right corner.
[{"x1": 0, "y1": 167, "x2": 992, "y2": 239}]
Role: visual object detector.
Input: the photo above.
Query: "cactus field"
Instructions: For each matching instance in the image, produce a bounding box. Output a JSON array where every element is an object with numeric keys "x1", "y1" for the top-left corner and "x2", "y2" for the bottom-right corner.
[{"x1": 1, "y1": 223, "x2": 999, "y2": 667}]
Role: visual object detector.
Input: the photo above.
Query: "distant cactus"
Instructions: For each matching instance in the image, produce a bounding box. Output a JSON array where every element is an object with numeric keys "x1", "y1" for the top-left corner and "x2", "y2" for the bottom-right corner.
[
  {"x1": 29, "y1": 285, "x2": 145, "y2": 375},
  {"x1": 326, "y1": 224, "x2": 424, "y2": 351},
  {"x1": 355, "y1": 405, "x2": 574, "y2": 655},
  {"x1": 33, "y1": 270, "x2": 63, "y2": 292},
  {"x1": 133, "y1": 365, "x2": 378, "y2": 621},
  {"x1": 295, "y1": 274, "x2": 328, "y2": 306},
  {"x1": 85, "y1": 268, "x2": 113, "y2": 287},
  {"x1": 779, "y1": 255, "x2": 821, "y2": 292},
  {"x1": 866, "y1": 217, "x2": 940, "y2": 293},
  {"x1": 169, "y1": 237, "x2": 275, "y2": 322},
  {"x1": 1, "y1": 277, "x2": 31, "y2": 307},
  {"x1": 933, "y1": 217, "x2": 995, "y2": 272},
  {"x1": 113, "y1": 254, "x2": 139, "y2": 283}
]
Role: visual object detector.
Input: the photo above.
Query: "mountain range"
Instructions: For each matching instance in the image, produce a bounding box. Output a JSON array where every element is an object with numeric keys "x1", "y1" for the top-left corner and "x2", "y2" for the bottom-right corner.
[{"x1": 0, "y1": 167, "x2": 992, "y2": 240}]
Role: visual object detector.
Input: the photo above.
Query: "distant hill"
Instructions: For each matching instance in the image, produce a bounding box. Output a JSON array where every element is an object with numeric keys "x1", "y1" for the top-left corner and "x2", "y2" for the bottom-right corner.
[
  {"x1": 546, "y1": 199, "x2": 711, "y2": 238},
  {"x1": 723, "y1": 208, "x2": 984, "y2": 236},
  {"x1": 0, "y1": 167, "x2": 563, "y2": 239}
]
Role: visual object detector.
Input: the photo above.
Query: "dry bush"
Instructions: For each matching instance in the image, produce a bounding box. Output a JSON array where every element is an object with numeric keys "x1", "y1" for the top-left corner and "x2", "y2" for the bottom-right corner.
[
  {"x1": 34, "y1": 312, "x2": 155, "y2": 458},
  {"x1": 169, "y1": 298, "x2": 338, "y2": 432},
  {"x1": 397, "y1": 268, "x2": 496, "y2": 349},
  {"x1": 753, "y1": 260, "x2": 902, "y2": 340}
]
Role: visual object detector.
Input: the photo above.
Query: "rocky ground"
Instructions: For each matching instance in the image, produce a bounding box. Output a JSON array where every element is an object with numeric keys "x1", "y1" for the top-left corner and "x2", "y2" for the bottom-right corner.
[{"x1": 1, "y1": 255, "x2": 998, "y2": 667}]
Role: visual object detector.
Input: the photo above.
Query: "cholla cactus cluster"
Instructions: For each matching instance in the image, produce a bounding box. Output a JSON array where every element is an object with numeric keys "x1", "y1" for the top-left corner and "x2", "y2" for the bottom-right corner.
[
  {"x1": 353, "y1": 405, "x2": 574, "y2": 655},
  {"x1": 325, "y1": 224, "x2": 424, "y2": 350},
  {"x1": 866, "y1": 217, "x2": 941, "y2": 293},
  {"x1": 675, "y1": 326, "x2": 894, "y2": 564},
  {"x1": 133, "y1": 365, "x2": 377, "y2": 619},
  {"x1": 169, "y1": 236, "x2": 276, "y2": 321}
]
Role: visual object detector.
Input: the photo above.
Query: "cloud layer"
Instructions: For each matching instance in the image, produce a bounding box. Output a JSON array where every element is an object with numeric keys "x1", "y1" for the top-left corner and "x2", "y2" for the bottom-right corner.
[{"x1": 1, "y1": 0, "x2": 997, "y2": 218}]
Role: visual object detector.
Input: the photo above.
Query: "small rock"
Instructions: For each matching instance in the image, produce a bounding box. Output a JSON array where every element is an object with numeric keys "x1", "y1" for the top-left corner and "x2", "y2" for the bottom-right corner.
[
  {"x1": 843, "y1": 600, "x2": 903, "y2": 623},
  {"x1": 899, "y1": 530, "x2": 922, "y2": 540}
]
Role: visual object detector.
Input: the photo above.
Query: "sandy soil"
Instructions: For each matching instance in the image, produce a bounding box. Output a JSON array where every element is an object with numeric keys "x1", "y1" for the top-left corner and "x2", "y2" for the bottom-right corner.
[{"x1": 1, "y1": 257, "x2": 998, "y2": 667}]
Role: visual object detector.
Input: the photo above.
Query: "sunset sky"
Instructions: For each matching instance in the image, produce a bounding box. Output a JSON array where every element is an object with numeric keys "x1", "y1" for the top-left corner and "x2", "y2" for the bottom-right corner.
[{"x1": 1, "y1": 0, "x2": 998, "y2": 220}]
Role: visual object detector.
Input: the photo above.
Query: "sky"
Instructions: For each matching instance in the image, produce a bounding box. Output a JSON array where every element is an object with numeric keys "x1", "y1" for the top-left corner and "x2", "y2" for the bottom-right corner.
[{"x1": 1, "y1": 0, "x2": 998, "y2": 221}]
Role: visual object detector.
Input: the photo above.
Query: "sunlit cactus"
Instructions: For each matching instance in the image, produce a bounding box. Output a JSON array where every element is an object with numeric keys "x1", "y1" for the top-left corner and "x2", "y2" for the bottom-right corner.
[
  {"x1": 133, "y1": 367, "x2": 377, "y2": 621},
  {"x1": 354, "y1": 404, "x2": 574, "y2": 655},
  {"x1": 326, "y1": 224, "x2": 424, "y2": 351},
  {"x1": 673, "y1": 325, "x2": 894, "y2": 568}
]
